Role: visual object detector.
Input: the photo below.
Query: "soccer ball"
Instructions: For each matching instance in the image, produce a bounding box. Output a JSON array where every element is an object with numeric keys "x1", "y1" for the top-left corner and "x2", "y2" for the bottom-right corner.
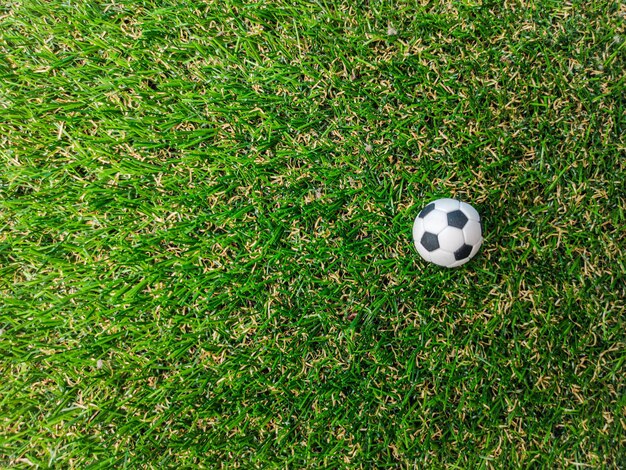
[{"x1": 413, "y1": 198, "x2": 483, "y2": 268}]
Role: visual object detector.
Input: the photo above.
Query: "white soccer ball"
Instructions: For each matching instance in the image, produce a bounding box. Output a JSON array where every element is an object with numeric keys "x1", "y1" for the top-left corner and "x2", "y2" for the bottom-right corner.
[{"x1": 412, "y1": 198, "x2": 483, "y2": 268}]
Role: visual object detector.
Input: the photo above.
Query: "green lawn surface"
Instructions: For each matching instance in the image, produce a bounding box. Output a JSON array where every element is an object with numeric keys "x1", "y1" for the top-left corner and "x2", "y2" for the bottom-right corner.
[{"x1": 1, "y1": 0, "x2": 625, "y2": 467}]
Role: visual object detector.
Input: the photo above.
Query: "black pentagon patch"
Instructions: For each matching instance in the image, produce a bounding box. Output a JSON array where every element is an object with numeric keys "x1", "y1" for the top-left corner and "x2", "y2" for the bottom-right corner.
[
  {"x1": 418, "y1": 203, "x2": 435, "y2": 219},
  {"x1": 421, "y1": 232, "x2": 439, "y2": 252},
  {"x1": 447, "y1": 210, "x2": 468, "y2": 229},
  {"x1": 454, "y1": 244, "x2": 473, "y2": 261}
]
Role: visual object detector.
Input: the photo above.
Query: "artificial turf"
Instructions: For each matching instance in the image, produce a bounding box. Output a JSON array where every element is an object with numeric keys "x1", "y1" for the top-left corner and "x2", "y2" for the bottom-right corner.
[{"x1": 1, "y1": 0, "x2": 625, "y2": 467}]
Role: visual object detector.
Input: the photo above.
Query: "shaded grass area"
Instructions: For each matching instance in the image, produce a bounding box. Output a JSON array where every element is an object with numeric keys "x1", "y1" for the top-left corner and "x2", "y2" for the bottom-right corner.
[{"x1": 1, "y1": 0, "x2": 625, "y2": 467}]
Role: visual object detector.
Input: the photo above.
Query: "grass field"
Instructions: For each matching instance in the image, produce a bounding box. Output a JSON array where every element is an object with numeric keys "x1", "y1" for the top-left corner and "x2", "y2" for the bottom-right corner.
[{"x1": 1, "y1": 0, "x2": 625, "y2": 467}]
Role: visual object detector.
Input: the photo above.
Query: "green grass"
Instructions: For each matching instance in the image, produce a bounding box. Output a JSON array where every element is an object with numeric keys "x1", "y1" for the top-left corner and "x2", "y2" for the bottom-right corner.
[{"x1": 1, "y1": 0, "x2": 625, "y2": 467}]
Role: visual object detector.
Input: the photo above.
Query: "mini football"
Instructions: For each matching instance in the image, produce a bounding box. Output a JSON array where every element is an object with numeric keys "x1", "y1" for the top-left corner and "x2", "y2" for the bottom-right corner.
[{"x1": 413, "y1": 198, "x2": 483, "y2": 268}]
